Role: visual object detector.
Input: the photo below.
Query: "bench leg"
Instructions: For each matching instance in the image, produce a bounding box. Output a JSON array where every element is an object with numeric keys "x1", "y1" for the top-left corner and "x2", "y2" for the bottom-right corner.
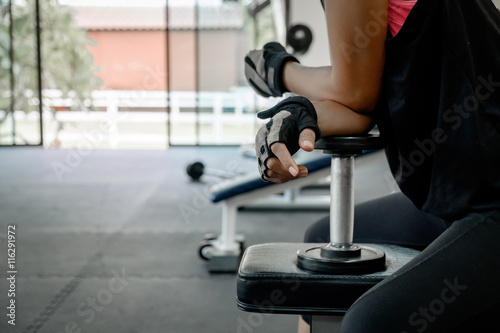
[
  {"x1": 220, "y1": 201, "x2": 238, "y2": 251},
  {"x1": 311, "y1": 315, "x2": 342, "y2": 333},
  {"x1": 204, "y1": 201, "x2": 244, "y2": 272}
]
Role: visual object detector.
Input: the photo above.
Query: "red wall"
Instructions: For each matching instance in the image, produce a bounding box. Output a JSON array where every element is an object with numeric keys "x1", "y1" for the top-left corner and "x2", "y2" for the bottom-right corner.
[
  {"x1": 87, "y1": 29, "x2": 243, "y2": 91},
  {"x1": 88, "y1": 30, "x2": 196, "y2": 91}
]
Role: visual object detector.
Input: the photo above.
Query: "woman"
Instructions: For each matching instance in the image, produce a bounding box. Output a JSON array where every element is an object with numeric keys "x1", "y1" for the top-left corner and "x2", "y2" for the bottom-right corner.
[{"x1": 245, "y1": 0, "x2": 500, "y2": 332}]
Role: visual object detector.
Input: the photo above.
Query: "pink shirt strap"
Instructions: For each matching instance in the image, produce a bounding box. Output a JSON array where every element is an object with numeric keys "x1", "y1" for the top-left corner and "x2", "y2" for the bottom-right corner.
[{"x1": 388, "y1": 0, "x2": 417, "y2": 37}]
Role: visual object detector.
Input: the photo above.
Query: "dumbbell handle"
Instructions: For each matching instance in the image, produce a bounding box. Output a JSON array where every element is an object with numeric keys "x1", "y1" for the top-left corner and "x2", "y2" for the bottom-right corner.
[{"x1": 329, "y1": 154, "x2": 355, "y2": 248}]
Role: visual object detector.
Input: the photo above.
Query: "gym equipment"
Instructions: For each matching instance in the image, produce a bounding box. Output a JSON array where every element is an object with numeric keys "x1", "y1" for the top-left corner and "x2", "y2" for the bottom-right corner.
[
  {"x1": 236, "y1": 134, "x2": 420, "y2": 332},
  {"x1": 200, "y1": 148, "x2": 385, "y2": 273},
  {"x1": 198, "y1": 232, "x2": 245, "y2": 262},
  {"x1": 287, "y1": 24, "x2": 313, "y2": 55},
  {"x1": 297, "y1": 135, "x2": 386, "y2": 274},
  {"x1": 199, "y1": 153, "x2": 332, "y2": 273},
  {"x1": 186, "y1": 161, "x2": 243, "y2": 181}
]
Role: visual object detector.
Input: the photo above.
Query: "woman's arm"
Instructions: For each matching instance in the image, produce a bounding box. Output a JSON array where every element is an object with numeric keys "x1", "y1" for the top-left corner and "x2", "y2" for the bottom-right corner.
[
  {"x1": 262, "y1": 0, "x2": 388, "y2": 183},
  {"x1": 313, "y1": 99, "x2": 375, "y2": 137},
  {"x1": 287, "y1": 0, "x2": 387, "y2": 111},
  {"x1": 284, "y1": 0, "x2": 387, "y2": 129}
]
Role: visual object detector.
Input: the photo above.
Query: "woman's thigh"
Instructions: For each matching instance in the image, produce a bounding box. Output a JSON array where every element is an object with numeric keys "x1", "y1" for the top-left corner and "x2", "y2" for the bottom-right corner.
[
  {"x1": 340, "y1": 210, "x2": 500, "y2": 333},
  {"x1": 304, "y1": 192, "x2": 450, "y2": 249}
]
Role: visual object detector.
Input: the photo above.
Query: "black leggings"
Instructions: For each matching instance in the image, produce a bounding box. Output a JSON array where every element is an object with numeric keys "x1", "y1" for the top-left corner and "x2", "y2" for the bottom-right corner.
[{"x1": 303, "y1": 192, "x2": 500, "y2": 332}]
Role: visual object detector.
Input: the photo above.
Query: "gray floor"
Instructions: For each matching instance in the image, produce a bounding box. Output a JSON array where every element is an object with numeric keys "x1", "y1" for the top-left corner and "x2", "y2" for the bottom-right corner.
[{"x1": 0, "y1": 146, "x2": 396, "y2": 333}]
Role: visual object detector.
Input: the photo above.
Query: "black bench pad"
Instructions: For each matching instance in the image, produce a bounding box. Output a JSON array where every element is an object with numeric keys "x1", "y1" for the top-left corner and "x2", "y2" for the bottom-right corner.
[{"x1": 237, "y1": 243, "x2": 419, "y2": 315}]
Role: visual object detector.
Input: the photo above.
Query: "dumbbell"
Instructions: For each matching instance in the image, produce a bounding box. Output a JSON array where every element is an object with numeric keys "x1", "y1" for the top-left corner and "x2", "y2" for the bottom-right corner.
[
  {"x1": 297, "y1": 135, "x2": 387, "y2": 274},
  {"x1": 186, "y1": 161, "x2": 243, "y2": 181}
]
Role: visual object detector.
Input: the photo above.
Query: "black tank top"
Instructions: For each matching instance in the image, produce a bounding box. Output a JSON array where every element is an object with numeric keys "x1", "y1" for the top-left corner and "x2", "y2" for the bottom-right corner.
[{"x1": 379, "y1": 0, "x2": 500, "y2": 221}]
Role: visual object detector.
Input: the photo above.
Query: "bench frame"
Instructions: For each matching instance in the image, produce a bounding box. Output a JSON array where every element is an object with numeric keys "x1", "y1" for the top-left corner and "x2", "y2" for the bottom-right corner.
[{"x1": 202, "y1": 166, "x2": 331, "y2": 272}]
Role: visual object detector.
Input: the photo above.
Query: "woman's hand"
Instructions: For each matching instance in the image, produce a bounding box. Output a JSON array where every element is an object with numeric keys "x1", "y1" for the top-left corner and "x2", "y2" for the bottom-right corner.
[
  {"x1": 255, "y1": 97, "x2": 321, "y2": 183},
  {"x1": 244, "y1": 42, "x2": 299, "y2": 98},
  {"x1": 263, "y1": 128, "x2": 317, "y2": 183}
]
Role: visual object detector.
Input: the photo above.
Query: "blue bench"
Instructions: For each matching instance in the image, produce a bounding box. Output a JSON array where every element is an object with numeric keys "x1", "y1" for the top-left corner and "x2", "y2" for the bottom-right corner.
[{"x1": 211, "y1": 154, "x2": 332, "y2": 203}]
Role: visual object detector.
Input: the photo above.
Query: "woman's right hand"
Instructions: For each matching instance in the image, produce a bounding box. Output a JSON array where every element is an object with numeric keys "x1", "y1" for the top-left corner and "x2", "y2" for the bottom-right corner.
[
  {"x1": 255, "y1": 96, "x2": 321, "y2": 183},
  {"x1": 261, "y1": 129, "x2": 317, "y2": 183}
]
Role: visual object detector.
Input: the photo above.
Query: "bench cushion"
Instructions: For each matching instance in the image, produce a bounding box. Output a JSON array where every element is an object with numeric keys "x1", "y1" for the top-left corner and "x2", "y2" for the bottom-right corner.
[{"x1": 237, "y1": 243, "x2": 419, "y2": 315}]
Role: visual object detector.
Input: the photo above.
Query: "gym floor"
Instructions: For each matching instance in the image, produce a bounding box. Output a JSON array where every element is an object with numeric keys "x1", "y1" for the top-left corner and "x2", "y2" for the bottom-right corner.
[{"x1": 0, "y1": 146, "x2": 395, "y2": 333}]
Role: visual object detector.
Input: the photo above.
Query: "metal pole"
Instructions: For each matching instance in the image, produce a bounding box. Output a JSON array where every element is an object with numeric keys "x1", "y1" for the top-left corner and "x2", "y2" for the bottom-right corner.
[
  {"x1": 35, "y1": 0, "x2": 43, "y2": 146},
  {"x1": 285, "y1": 0, "x2": 290, "y2": 46},
  {"x1": 252, "y1": 5, "x2": 258, "y2": 135},
  {"x1": 8, "y1": 0, "x2": 15, "y2": 145},
  {"x1": 166, "y1": 0, "x2": 171, "y2": 147},
  {"x1": 270, "y1": 0, "x2": 287, "y2": 45},
  {"x1": 195, "y1": 0, "x2": 200, "y2": 146},
  {"x1": 329, "y1": 155, "x2": 355, "y2": 247}
]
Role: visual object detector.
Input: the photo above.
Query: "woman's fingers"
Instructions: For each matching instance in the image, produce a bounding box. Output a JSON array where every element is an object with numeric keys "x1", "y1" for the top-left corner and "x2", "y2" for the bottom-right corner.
[
  {"x1": 265, "y1": 158, "x2": 308, "y2": 177},
  {"x1": 264, "y1": 162, "x2": 308, "y2": 182},
  {"x1": 263, "y1": 142, "x2": 310, "y2": 183},
  {"x1": 270, "y1": 142, "x2": 300, "y2": 177}
]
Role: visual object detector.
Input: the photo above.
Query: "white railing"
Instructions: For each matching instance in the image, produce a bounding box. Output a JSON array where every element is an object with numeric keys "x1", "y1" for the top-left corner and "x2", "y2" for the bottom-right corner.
[{"x1": 7, "y1": 88, "x2": 280, "y2": 148}]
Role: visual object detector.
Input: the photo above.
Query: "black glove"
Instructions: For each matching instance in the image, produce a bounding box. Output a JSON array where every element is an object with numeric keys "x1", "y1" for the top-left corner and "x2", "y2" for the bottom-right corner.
[
  {"x1": 255, "y1": 96, "x2": 321, "y2": 181},
  {"x1": 244, "y1": 42, "x2": 299, "y2": 98}
]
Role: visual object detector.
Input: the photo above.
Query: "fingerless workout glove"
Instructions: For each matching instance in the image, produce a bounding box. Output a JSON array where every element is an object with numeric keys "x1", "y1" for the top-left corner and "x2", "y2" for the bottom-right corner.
[
  {"x1": 255, "y1": 96, "x2": 321, "y2": 181},
  {"x1": 245, "y1": 42, "x2": 299, "y2": 98}
]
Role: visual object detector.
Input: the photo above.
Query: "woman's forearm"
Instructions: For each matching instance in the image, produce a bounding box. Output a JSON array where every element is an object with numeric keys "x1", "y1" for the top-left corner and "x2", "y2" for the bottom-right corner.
[
  {"x1": 283, "y1": 57, "x2": 384, "y2": 115},
  {"x1": 283, "y1": 62, "x2": 336, "y2": 103},
  {"x1": 313, "y1": 99, "x2": 375, "y2": 137},
  {"x1": 283, "y1": 62, "x2": 376, "y2": 136}
]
